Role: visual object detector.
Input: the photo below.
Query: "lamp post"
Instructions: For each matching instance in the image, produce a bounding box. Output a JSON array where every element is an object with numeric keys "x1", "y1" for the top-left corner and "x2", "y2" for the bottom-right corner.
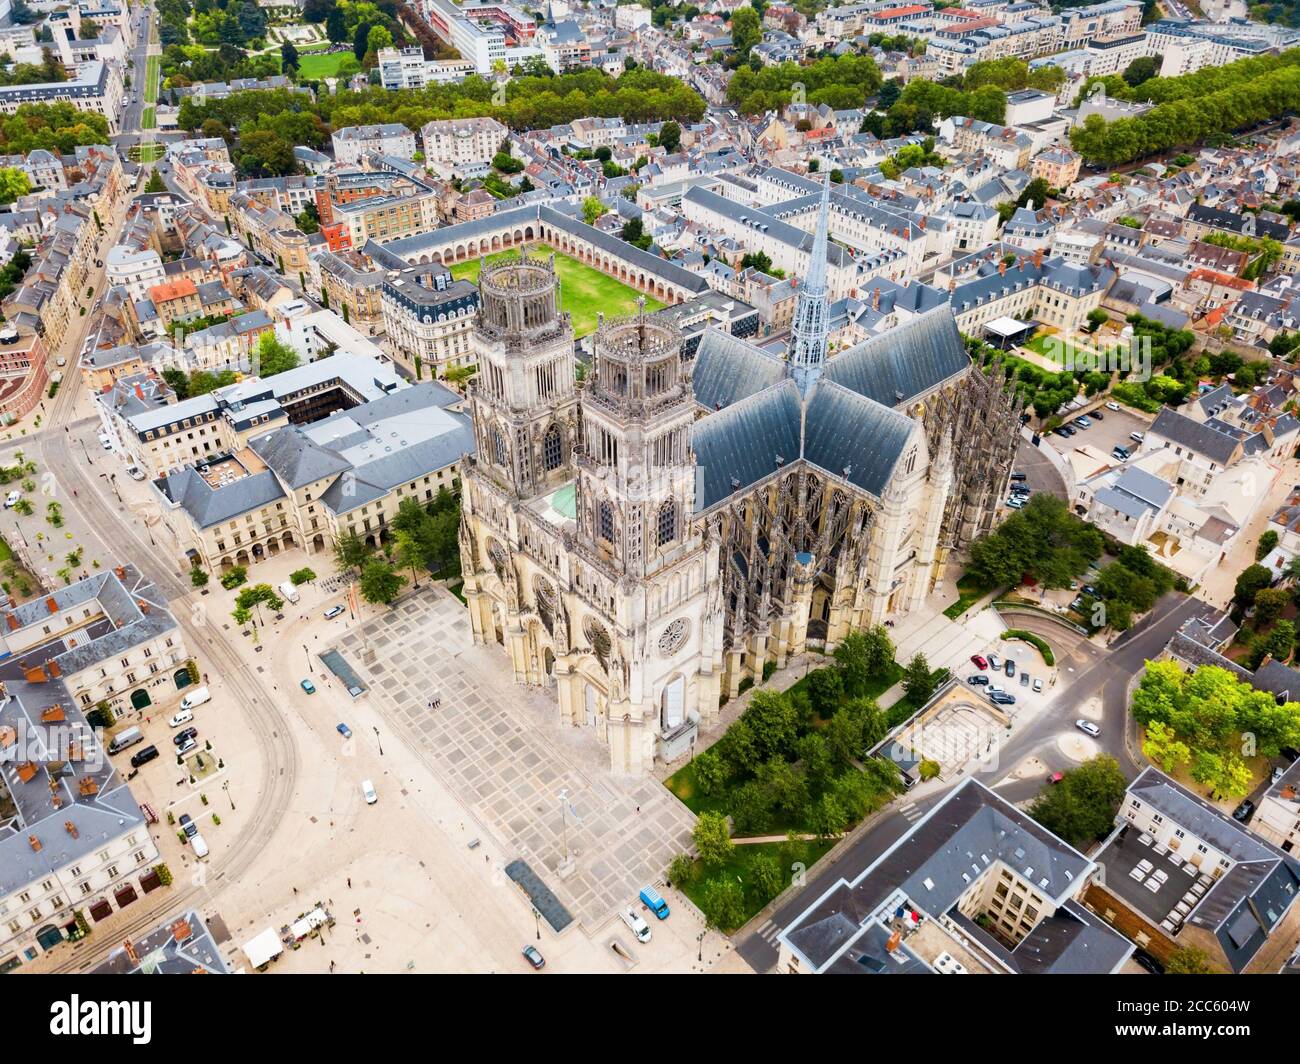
[
  {"x1": 533, "y1": 907, "x2": 541, "y2": 941},
  {"x1": 373, "y1": 725, "x2": 383, "y2": 756},
  {"x1": 303, "y1": 644, "x2": 313, "y2": 674},
  {"x1": 223, "y1": 779, "x2": 234, "y2": 811}
]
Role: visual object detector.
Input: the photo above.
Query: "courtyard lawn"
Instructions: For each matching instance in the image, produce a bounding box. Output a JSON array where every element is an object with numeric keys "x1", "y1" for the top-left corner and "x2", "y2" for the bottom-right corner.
[
  {"x1": 141, "y1": 106, "x2": 155, "y2": 130},
  {"x1": 297, "y1": 51, "x2": 354, "y2": 79},
  {"x1": 944, "y1": 570, "x2": 997, "y2": 619},
  {"x1": 144, "y1": 54, "x2": 160, "y2": 104},
  {"x1": 450, "y1": 243, "x2": 665, "y2": 336}
]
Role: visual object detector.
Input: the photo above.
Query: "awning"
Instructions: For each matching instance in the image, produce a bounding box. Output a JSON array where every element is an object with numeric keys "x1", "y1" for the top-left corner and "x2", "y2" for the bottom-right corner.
[
  {"x1": 242, "y1": 927, "x2": 284, "y2": 968},
  {"x1": 289, "y1": 907, "x2": 330, "y2": 940},
  {"x1": 984, "y1": 315, "x2": 1034, "y2": 340}
]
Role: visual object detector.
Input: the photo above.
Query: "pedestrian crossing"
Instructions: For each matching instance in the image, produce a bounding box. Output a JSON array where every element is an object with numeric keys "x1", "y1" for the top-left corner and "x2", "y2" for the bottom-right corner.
[
  {"x1": 754, "y1": 918, "x2": 783, "y2": 947},
  {"x1": 898, "y1": 801, "x2": 924, "y2": 823}
]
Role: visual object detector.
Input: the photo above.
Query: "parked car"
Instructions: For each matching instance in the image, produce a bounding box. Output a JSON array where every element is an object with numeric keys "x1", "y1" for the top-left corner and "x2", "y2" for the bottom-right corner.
[
  {"x1": 1105, "y1": 401, "x2": 1120, "y2": 411},
  {"x1": 1006, "y1": 497, "x2": 1025, "y2": 509},
  {"x1": 177, "y1": 737, "x2": 197, "y2": 755},
  {"x1": 1004, "y1": 660, "x2": 1015, "y2": 677},
  {"x1": 1112, "y1": 447, "x2": 1130, "y2": 461},
  {"x1": 179, "y1": 813, "x2": 198, "y2": 838},
  {"x1": 989, "y1": 692, "x2": 1016, "y2": 705},
  {"x1": 1073, "y1": 416, "x2": 1091, "y2": 429},
  {"x1": 1074, "y1": 719, "x2": 1100, "y2": 737},
  {"x1": 1032, "y1": 678, "x2": 1043, "y2": 693},
  {"x1": 1131, "y1": 950, "x2": 1164, "y2": 975},
  {"x1": 336, "y1": 723, "x2": 352, "y2": 739},
  {"x1": 1090, "y1": 410, "x2": 1104, "y2": 420},
  {"x1": 1272, "y1": 765, "x2": 1287, "y2": 784},
  {"x1": 1232, "y1": 799, "x2": 1255, "y2": 823},
  {"x1": 172, "y1": 727, "x2": 197, "y2": 747},
  {"x1": 522, "y1": 945, "x2": 545, "y2": 970},
  {"x1": 126, "y1": 465, "x2": 146, "y2": 481},
  {"x1": 1129, "y1": 431, "x2": 1145, "y2": 443},
  {"x1": 168, "y1": 708, "x2": 193, "y2": 728},
  {"x1": 300, "y1": 678, "x2": 316, "y2": 694},
  {"x1": 987, "y1": 654, "x2": 1000, "y2": 671},
  {"x1": 324, "y1": 605, "x2": 346, "y2": 620},
  {"x1": 1019, "y1": 671, "x2": 1029, "y2": 687},
  {"x1": 1053, "y1": 427, "x2": 1071, "y2": 438},
  {"x1": 968, "y1": 674, "x2": 989, "y2": 686},
  {"x1": 1009, "y1": 472, "x2": 1027, "y2": 482},
  {"x1": 970, "y1": 654, "x2": 988, "y2": 670},
  {"x1": 130, "y1": 745, "x2": 159, "y2": 768},
  {"x1": 361, "y1": 779, "x2": 377, "y2": 805}
]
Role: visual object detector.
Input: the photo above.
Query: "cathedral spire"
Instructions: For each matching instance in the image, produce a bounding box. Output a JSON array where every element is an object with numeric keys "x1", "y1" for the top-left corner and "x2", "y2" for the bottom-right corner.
[{"x1": 789, "y1": 171, "x2": 831, "y2": 397}]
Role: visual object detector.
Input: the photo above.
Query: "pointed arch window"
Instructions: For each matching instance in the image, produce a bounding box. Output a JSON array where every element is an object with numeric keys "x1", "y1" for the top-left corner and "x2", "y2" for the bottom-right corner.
[
  {"x1": 491, "y1": 425, "x2": 509, "y2": 467},
  {"x1": 657, "y1": 499, "x2": 676, "y2": 546},
  {"x1": 543, "y1": 423, "x2": 563, "y2": 471},
  {"x1": 598, "y1": 501, "x2": 615, "y2": 544}
]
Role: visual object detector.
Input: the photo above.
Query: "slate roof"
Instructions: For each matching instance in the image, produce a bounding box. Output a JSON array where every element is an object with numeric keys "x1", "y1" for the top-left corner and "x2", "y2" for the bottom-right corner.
[
  {"x1": 1149, "y1": 406, "x2": 1242, "y2": 465},
  {"x1": 161, "y1": 467, "x2": 287, "y2": 530},
  {"x1": 691, "y1": 380, "x2": 803, "y2": 510},
  {"x1": 691, "y1": 328, "x2": 788, "y2": 411},
  {"x1": 803, "y1": 382, "x2": 914, "y2": 497},
  {"x1": 822, "y1": 307, "x2": 970, "y2": 408}
]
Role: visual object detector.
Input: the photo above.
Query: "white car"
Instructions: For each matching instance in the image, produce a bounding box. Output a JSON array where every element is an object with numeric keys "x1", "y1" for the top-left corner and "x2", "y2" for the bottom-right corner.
[
  {"x1": 168, "y1": 708, "x2": 194, "y2": 728},
  {"x1": 98, "y1": 434, "x2": 113, "y2": 450},
  {"x1": 361, "y1": 779, "x2": 377, "y2": 805},
  {"x1": 1075, "y1": 719, "x2": 1100, "y2": 737},
  {"x1": 4, "y1": 491, "x2": 19, "y2": 509},
  {"x1": 1032, "y1": 678, "x2": 1043, "y2": 693},
  {"x1": 1105, "y1": 401, "x2": 1120, "y2": 411}
]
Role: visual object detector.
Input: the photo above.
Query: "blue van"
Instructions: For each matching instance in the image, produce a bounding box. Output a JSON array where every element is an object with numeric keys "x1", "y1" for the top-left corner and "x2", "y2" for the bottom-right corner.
[{"x1": 639, "y1": 885, "x2": 670, "y2": 920}]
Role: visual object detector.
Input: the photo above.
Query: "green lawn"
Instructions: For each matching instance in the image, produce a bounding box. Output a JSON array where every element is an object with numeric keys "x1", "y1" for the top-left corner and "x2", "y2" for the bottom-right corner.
[
  {"x1": 450, "y1": 243, "x2": 665, "y2": 336},
  {"x1": 297, "y1": 51, "x2": 354, "y2": 79},
  {"x1": 944, "y1": 571, "x2": 996, "y2": 619},
  {"x1": 0, "y1": 535, "x2": 12, "y2": 563},
  {"x1": 141, "y1": 107, "x2": 156, "y2": 130},
  {"x1": 144, "y1": 54, "x2": 160, "y2": 104},
  {"x1": 676, "y1": 839, "x2": 835, "y2": 933}
]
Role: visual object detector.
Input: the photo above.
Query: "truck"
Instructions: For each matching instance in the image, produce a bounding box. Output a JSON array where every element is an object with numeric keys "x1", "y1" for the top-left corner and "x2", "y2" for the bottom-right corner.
[
  {"x1": 107, "y1": 725, "x2": 144, "y2": 754},
  {"x1": 179, "y1": 686, "x2": 211, "y2": 711},
  {"x1": 639, "y1": 885, "x2": 670, "y2": 920},
  {"x1": 620, "y1": 906, "x2": 652, "y2": 943},
  {"x1": 278, "y1": 580, "x2": 300, "y2": 605}
]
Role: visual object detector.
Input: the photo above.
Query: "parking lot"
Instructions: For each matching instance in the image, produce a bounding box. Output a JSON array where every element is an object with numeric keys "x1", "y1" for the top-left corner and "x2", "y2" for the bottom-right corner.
[{"x1": 1041, "y1": 402, "x2": 1152, "y2": 461}]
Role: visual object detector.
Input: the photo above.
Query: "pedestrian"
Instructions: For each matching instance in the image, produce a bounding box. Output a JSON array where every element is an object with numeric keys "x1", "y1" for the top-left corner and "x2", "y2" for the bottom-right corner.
[
  {"x1": 636, "y1": 805, "x2": 640, "y2": 814},
  {"x1": 347, "y1": 877, "x2": 351, "y2": 888},
  {"x1": 292, "y1": 886, "x2": 298, "y2": 895}
]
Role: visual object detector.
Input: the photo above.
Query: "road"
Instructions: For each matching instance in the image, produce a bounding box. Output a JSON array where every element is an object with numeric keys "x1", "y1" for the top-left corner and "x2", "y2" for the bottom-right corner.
[
  {"x1": 0, "y1": 5, "x2": 302, "y2": 973},
  {"x1": 734, "y1": 591, "x2": 1202, "y2": 973}
]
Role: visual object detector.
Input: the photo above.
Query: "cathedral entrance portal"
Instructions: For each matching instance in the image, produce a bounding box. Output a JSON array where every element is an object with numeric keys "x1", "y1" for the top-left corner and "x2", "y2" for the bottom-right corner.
[{"x1": 660, "y1": 675, "x2": 685, "y2": 732}]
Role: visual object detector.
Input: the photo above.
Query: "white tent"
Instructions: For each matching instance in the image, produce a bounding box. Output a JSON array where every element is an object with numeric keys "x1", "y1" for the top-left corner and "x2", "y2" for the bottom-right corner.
[
  {"x1": 242, "y1": 928, "x2": 283, "y2": 969},
  {"x1": 289, "y1": 907, "x2": 330, "y2": 940}
]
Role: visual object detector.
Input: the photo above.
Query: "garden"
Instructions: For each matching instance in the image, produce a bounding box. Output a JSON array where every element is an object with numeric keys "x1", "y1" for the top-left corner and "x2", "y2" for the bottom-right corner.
[{"x1": 664, "y1": 625, "x2": 929, "y2": 931}]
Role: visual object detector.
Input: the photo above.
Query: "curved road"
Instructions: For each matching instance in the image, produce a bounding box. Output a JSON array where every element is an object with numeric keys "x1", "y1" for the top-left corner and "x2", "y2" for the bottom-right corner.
[{"x1": 11, "y1": 4, "x2": 302, "y2": 971}]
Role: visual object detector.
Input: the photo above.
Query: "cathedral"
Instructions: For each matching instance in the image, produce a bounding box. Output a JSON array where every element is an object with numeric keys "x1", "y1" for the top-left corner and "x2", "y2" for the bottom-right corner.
[{"x1": 458, "y1": 177, "x2": 1021, "y2": 775}]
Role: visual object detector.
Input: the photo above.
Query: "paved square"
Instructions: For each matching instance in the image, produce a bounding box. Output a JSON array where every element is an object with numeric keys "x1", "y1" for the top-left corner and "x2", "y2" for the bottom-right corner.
[{"x1": 328, "y1": 589, "x2": 695, "y2": 931}]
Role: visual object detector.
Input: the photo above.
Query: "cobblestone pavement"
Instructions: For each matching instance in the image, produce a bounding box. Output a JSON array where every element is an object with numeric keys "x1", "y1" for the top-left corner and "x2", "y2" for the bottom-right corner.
[{"x1": 329, "y1": 588, "x2": 696, "y2": 931}]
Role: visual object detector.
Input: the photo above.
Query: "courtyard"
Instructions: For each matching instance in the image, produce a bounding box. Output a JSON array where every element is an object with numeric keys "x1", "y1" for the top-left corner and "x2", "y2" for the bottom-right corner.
[{"x1": 450, "y1": 243, "x2": 665, "y2": 336}]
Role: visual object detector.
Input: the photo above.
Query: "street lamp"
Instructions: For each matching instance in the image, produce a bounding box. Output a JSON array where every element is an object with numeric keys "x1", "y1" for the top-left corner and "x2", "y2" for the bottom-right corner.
[
  {"x1": 373, "y1": 725, "x2": 383, "y2": 756},
  {"x1": 698, "y1": 930, "x2": 706, "y2": 962},
  {"x1": 223, "y1": 779, "x2": 234, "y2": 811},
  {"x1": 533, "y1": 908, "x2": 541, "y2": 941},
  {"x1": 303, "y1": 644, "x2": 314, "y2": 674}
]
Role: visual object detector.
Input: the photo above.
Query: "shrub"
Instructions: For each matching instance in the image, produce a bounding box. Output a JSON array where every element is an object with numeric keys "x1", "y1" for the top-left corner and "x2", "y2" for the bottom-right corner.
[
  {"x1": 190, "y1": 567, "x2": 209, "y2": 588},
  {"x1": 290, "y1": 567, "x2": 316, "y2": 585},
  {"x1": 667, "y1": 852, "x2": 696, "y2": 888},
  {"x1": 220, "y1": 565, "x2": 247, "y2": 590}
]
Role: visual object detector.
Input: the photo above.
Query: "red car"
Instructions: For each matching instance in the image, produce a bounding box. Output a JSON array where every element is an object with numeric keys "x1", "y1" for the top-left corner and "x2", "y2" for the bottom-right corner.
[
  {"x1": 1047, "y1": 772, "x2": 1064, "y2": 785},
  {"x1": 970, "y1": 655, "x2": 988, "y2": 670}
]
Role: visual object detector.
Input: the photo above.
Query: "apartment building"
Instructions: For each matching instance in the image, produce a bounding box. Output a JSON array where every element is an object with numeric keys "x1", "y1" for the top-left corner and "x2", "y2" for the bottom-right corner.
[
  {"x1": 1089, "y1": 767, "x2": 1300, "y2": 973},
  {"x1": 421, "y1": 116, "x2": 508, "y2": 169},
  {"x1": 331, "y1": 188, "x2": 440, "y2": 249},
  {"x1": 228, "y1": 192, "x2": 311, "y2": 276},
  {"x1": 777, "y1": 779, "x2": 1133, "y2": 975},
  {"x1": 0, "y1": 565, "x2": 192, "y2": 972},
  {"x1": 381, "y1": 265, "x2": 480, "y2": 375},
  {"x1": 377, "y1": 45, "x2": 475, "y2": 89},
  {"x1": 949, "y1": 250, "x2": 1114, "y2": 335},
  {"x1": 0, "y1": 60, "x2": 124, "y2": 134},
  {"x1": 314, "y1": 249, "x2": 386, "y2": 335},
  {"x1": 331, "y1": 123, "x2": 418, "y2": 167}
]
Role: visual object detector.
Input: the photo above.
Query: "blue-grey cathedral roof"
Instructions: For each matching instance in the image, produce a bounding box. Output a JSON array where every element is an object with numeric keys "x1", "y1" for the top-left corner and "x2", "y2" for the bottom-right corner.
[{"x1": 689, "y1": 304, "x2": 969, "y2": 512}]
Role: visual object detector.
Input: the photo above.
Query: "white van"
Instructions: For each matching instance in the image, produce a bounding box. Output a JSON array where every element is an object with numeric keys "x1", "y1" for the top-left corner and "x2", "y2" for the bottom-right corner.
[
  {"x1": 361, "y1": 779, "x2": 377, "y2": 805},
  {"x1": 168, "y1": 707, "x2": 194, "y2": 728},
  {"x1": 179, "y1": 686, "x2": 211, "y2": 711},
  {"x1": 98, "y1": 433, "x2": 113, "y2": 450},
  {"x1": 619, "y1": 907, "x2": 652, "y2": 944},
  {"x1": 278, "y1": 580, "x2": 300, "y2": 605},
  {"x1": 4, "y1": 491, "x2": 19, "y2": 508},
  {"x1": 190, "y1": 833, "x2": 209, "y2": 859}
]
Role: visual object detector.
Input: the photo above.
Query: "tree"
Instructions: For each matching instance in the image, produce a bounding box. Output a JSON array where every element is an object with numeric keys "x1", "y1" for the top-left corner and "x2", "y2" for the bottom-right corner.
[
  {"x1": 1257, "y1": 529, "x2": 1280, "y2": 561},
  {"x1": 750, "y1": 851, "x2": 783, "y2": 898},
  {"x1": 1026, "y1": 755, "x2": 1127, "y2": 847},
  {"x1": 326, "y1": 6, "x2": 348, "y2": 43},
  {"x1": 366, "y1": 24, "x2": 393, "y2": 61},
  {"x1": 255, "y1": 332, "x2": 300, "y2": 377},
  {"x1": 238, "y1": 128, "x2": 296, "y2": 176},
  {"x1": 805, "y1": 667, "x2": 844, "y2": 718},
  {"x1": 730, "y1": 7, "x2": 761, "y2": 57},
  {"x1": 1254, "y1": 587, "x2": 1289, "y2": 628},
  {"x1": 812, "y1": 792, "x2": 848, "y2": 839},
  {"x1": 699, "y1": 877, "x2": 745, "y2": 930},
  {"x1": 1234, "y1": 563, "x2": 1273, "y2": 611},
  {"x1": 232, "y1": 583, "x2": 284, "y2": 627},
  {"x1": 667, "y1": 852, "x2": 696, "y2": 889},
  {"x1": 353, "y1": 21, "x2": 371, "y2": 61},
  {"x1": 581, "y1": 195, "x2": 605, "y2": 225},
  {"x1": 144, "y1": 170, "x2": 166, "y2": 194},
  {"x1": 658, "y1": 120, "x2": 681, "y2": 153},
  {"x1": 359, "y1": 557, "x2": 406, "y2": 605},
  {"x1": 903, "y1": 652, "x2": 937, "y2": 705},
  {"x1": 692, "y1": 810, "x2": 734, "y2": 868},
  {"x1": 1122, "y1": 56, "x2": 1158, "y2": 89},
  {"x1": 1142, "y1": 720, "x2": 1191, "y2": 775},
  {"x1": 743, "y1": 689, "x2": 800, "y2": 762},
  {"x1": 834, "y1": 626, "x2": 894, "y2": 697},
  {"x1": 1165, "y1": 946, "x2": 1216, "y2": 974},
  {"x1": 333, "y1": 531, "x2": 372, "y2": 574},
  {"x1": 281, "y1": 41, "x2": 300, "y2": 76},
  {"x1": 0, "y1": 167, "x2": 32, "y2": 204},
  {"x1": 739, "y1": 250, "x2": 774, "y2": 274},
  {"x1": 1085, "y1": 308, "x2": 1109, "y2": 333}
]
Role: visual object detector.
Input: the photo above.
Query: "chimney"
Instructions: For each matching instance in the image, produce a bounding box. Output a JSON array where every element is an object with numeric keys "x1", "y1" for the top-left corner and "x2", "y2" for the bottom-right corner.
[
  {"x1": 45, "y1": 596, "x2": 58, "y2": 614},
  {"x1": 23, "y1": 664, "x2": 48, "y2": 684},
  {"x1": 114, "y1": 565, "x2": 126, "y2": 579},
  {"x1": 137, "y1": 600, "x2": 150, "y2": 614},
  {"x1": 41, "y1": 705, "x2": 65, "y2": 723},
  {"x1": 1034, "y1": 247, "x2": 1044, "y2": 267},
  {"x1": 47, "y1": 660, "x2": 61, "y2": 678},
  {"x1": 28, "y1": 834, "x2": 41, "y2": 852},
  {"x1": 6, "y1": 613, "x2": 17, "y2": 631},
  {"x1": 872, "y1": 287, "x2": 880, "y2": 310},
  {"x1": 65, "y1": 820, "x2": 78, "y2": 839},
  {"x1": 998, "y1": 260, "x2": 1007, "y2": 276},
  {"x1": 125, "y1": 938, "x2": 139, "y2": 966}
]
